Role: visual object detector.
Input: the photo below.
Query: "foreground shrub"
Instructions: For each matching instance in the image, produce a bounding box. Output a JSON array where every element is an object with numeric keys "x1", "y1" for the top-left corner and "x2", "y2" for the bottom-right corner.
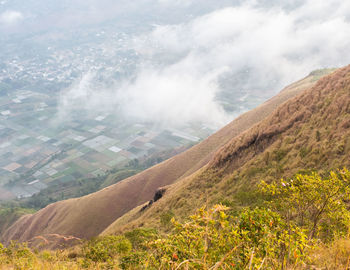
[
  {"x1": 2, "y1": 169, "x2": 350, "y2": 269},
  {"x1": 1, "y1": 242, "x2": 37, "y2": 269},
  {"x1": 120, "y1": 251, "x2": 150, "y2": 269},
  {"x1": 83, "y1": 235, "x2": 132, "y2": 263},
  {"x1": 260, "y1": 168, "x2": 350, "y2": 240},
  {"x1": 124, "y1": 228, "x2": 158, "y2": 250},
  {"x1": 138, "y1": 205, "x2": 308, "y2": 269}
]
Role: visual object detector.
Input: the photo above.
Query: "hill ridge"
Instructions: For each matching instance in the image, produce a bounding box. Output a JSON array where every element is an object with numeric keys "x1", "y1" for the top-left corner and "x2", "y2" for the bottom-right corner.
[
  {"x1": 0, "y1": 69, "x2": 334, "y2": 245},
  {"x1": 101, "y1": 65, "x2": 350, "y2": 235}
]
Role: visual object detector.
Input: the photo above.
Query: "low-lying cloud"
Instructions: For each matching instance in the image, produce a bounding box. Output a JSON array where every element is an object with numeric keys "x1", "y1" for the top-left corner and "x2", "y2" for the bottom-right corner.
[
  {"x1": 58, "y1": 0, "x2": 350, "y2": 129},
  {"x1": 0, "y1": 10, "x2": 23, "y2": 26},
  {"x1": 58, "y1": 66, "x2": 230, "y2": 128}
]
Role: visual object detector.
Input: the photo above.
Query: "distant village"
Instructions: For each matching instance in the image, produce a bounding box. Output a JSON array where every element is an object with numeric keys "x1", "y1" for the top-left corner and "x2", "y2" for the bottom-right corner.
[{"x1": 0, "y1": 29, "x2": 213, "y2": 200}]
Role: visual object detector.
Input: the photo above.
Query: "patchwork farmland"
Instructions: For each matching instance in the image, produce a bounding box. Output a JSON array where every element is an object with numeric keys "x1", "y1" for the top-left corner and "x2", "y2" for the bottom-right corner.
[{"x1": 0, "y1": 88, "x2": 213, "y2": 199}]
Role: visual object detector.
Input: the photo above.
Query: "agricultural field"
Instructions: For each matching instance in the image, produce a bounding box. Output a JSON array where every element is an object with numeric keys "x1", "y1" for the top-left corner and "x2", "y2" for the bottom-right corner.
[{"x1": 0, "y1": 87, "x2": 212, "y2": 200}]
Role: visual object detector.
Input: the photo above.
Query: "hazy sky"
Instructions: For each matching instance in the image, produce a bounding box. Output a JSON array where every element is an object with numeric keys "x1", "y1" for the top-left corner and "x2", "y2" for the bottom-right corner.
[{"x1": 2, "y1": 0, "x2": 350, "y2": 129}]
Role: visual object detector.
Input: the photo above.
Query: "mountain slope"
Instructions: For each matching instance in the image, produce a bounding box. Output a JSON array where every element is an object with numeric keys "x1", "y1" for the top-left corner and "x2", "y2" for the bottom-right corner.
[
  {"x1": 1, "y1": 69, "x2": 334, "y2": 244},
  {"x1": 102, "y1": 66, "x2": 350, "y2": 235}
]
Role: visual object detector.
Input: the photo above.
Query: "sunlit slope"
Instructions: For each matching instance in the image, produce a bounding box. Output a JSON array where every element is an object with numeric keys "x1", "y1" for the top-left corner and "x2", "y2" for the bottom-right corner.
[
  {"x1": 102, "y1": 66, "x2": 350, "y2": 235},
  {"x1": 1, "y1": 69, "x2": 334, "y2": 244}
]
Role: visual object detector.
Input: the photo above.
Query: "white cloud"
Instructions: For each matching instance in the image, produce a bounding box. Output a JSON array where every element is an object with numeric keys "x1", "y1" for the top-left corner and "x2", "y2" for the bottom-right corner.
[
  {"x1": 58, "y1": 66, "x2": 230, "y2": 128},
  {"x1": 157, "y1": 0, "x2": 193, "y2": 7},
  {"x1": 58, "y1": 0, "x2": 350, "y2": 129},
  {"x1": 115, "y1": 66, "x2": 230, "y2": 127},
  {"x1": 137, "y1": 1, "x2": 350, "y2": 88},
  {"x1": 0, "y1": 10, "x2": 23, "y2": 25}
]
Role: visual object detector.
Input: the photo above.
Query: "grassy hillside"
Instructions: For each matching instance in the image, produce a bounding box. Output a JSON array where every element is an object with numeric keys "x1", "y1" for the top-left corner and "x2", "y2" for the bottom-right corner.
[
  {"x1": 2, "y1": 66, "x2": 350, "y2": 269},
  {"x1": 13, "y1": 147, "x2": 186, "y2": 210},
  {"x1": 102, "y1": 65, "x2": 350, "y2": 235},
  {"x1": 0, "y1": 206, "x2": 34, "y2": 237},
  {"x1": 1, "y1": 169, "x2": 350, "y2": 269},
  {"x1": 0, "y1": 69, "x2": 334, "y2": 246}
]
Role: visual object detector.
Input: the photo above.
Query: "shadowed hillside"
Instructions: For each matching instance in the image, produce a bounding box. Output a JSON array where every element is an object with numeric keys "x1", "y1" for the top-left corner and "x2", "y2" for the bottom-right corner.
[
  {"x1": 0, "y1": 69, "x2": 334, "y2": 245},
  {"x1": 102, "y1": 66, "x2": 350, "y2": 235}
]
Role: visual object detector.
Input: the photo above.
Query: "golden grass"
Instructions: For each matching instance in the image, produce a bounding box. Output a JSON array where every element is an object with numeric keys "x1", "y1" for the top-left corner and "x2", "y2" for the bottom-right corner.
[
  {"x1": 1, "y1": 69, "x2": 335, "y2": 247},
  {"x1": 309, "y1": 238, "x2": 350, "y2": 269},
  {"x1": 104, "y1": 66, "x2": 350, "y2": 235}
]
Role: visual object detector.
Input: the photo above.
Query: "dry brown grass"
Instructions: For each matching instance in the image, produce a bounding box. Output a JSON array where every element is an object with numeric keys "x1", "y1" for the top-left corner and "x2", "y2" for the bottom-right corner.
[
  {"x1": 309, "y1": 238, "x2": 350, "y2": 269},
  {"x1": 103, "y1": 66, "x2": 350, "y2": 235},
  {"x1": 1, "y1": 69, "x2": 334, "y2": 247}
]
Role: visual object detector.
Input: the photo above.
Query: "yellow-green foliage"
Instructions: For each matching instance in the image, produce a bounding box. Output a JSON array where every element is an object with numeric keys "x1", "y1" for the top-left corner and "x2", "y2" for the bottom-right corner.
[
  {"x1": 260, "y1": 168, "x2": 350, "y2": 240},
  {"x1": 82, "y1": 235, "x2": 131, "y2": 267},
  {"x1": 0, "y1": 206, "x2": 35, "y2": 234},
  {"x1": 0, "y1": 242, "x2": 36, "y2": 269},
  {"x1": 1, "y1": 169, "x2": 350, "y2": 269},
  {"x1": 123, "y1": 228, "x2": 158, "y2": 250},
  {"x1": 138, "y1": 205, "x2": 308, "y2": 269},
  {"x1": 0, "y1": 207, "x2": 309, "y2": 270}
]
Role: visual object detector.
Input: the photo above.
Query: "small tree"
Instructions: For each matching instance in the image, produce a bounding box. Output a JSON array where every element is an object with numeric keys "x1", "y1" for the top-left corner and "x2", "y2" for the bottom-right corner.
[{"x1": 260, "y1": 169, "x2": 350, "y2": 240}]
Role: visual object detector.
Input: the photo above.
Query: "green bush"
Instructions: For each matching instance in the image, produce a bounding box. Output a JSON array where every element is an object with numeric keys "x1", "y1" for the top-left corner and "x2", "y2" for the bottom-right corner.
[
  {"x1": 143, "y1": 205, "x2": 308, "y2": 269},
  {"x1": 3, "y1": 242, "x2": 36, "y2": 269},
  {"x1": 260, "y1": 168, "x2": 350, "y2": 240},
  {"x1": 2, "y1": 169, "x2": 350, "y2": 269},
  {"x1": 120, "y1": 251, "x2": 149, "y2": 269},
  {"x1": 83, "y1": 235, "x2": 132, "y2": 263},
  {"x1": 124, "y1": 228, "x2": 158, "y2": 250},
  {"x1": 160, "y1": 210, "x2": 175, "y2": 228}
]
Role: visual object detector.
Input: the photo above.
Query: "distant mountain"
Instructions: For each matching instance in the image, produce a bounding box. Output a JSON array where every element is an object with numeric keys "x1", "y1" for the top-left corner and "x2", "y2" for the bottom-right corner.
[{"x1": 0, "y1": 68, "x2": 335, "y2": 245}]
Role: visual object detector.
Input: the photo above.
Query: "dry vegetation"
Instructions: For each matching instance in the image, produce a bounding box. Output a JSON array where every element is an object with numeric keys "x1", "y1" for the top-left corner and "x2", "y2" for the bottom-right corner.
[
  {"x1": 103, "y1": 65, "x2": 350, "y2": 235},
  {"x1": 1, "y1": 66, "x2": 350, "y2": 269},
  {"x1": 0, "y1": 70, "x2": 332, "y2": 247},
  {"x1": 2, "y1": 169, "x2": 350, "y2": 269}
]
